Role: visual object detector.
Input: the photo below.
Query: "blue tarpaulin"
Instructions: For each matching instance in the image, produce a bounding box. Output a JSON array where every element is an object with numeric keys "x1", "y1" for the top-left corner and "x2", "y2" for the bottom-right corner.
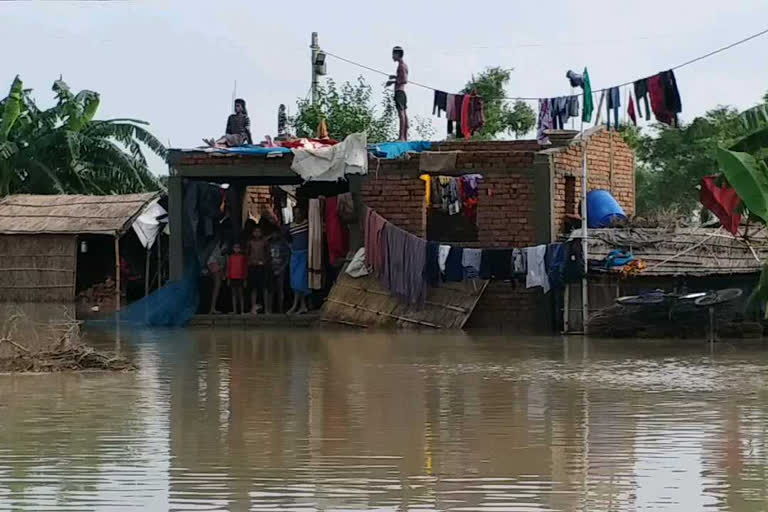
[{"x1": 368, "y1": 141, "x2": 432, "y2": 159}]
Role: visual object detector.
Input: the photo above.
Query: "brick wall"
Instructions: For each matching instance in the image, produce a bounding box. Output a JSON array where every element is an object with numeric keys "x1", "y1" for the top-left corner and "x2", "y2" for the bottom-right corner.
[
  {"x1": 551, "y1": 129, "x2": 635, "y2": 236},
  {"x1": 244, "y1": 185, "x2": 272, "y2": 221},
  {"x1": 477, "y1": 174, "x2": 537, "y2": 248},
  {"x1": 361, "y1": 170, "x2": 426, "y2": 238}
]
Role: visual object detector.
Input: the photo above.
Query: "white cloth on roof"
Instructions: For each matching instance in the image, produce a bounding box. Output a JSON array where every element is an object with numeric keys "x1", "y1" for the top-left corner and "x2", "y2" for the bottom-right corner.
[
  {"x1": 525, "y1": 245, "x2": 550, "y2": 293},
  {"x1": 290, "y1": 132, "x2": 368, "y2": 182},
  {"x1": 132, "y1": 200, "x2": 167, "y2": 249},
  {"x1": 345, "y1": 247, "x2": 369, "y2": 278},
  {"x1": 438, "y1": 244, "x2": 451, "y2": 273}
]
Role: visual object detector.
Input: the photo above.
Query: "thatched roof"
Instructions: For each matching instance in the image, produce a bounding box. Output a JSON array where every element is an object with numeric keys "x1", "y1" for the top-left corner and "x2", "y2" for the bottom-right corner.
[
  {"x1": 0, "y1": 193, "x2": 161, "y2": 236},
  {"x1": 581, "y1": 227, "x2": 768, "y2": 277}
]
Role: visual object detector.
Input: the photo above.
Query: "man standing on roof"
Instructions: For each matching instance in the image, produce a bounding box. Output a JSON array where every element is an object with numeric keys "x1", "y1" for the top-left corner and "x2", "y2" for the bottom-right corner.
[{"x1": 387, "y1": 46, "x2": 409, "y2": 141}]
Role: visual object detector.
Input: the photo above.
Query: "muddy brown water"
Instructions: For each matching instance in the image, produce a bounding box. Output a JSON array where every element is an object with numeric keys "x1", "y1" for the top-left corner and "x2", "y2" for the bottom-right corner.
[{"x1": 2, "y1": 319, "x2": 768, "y2": 510}]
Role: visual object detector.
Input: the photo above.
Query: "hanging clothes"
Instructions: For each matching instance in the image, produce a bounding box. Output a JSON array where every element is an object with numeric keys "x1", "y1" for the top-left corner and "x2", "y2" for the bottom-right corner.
[
  {"x1": 446, "y1": 93, "x2": 458, "y2": 120},
  {"x1": 307, "y1": 198, "x2": 324, "y2": 290},
  {"x1": 552, "y1": 97, "x2": 570, "y2": 129},
  {"x1": 606, "y1": 87, "x2": 621, "y2": 129},
  {"x1": 582, "y1": 68, "x2": 594, "y2": 123},
  {"x1": 325, "y1": 196, "x2": 349, "y2": 266},
  {"x1": 345, "y1": 247, "x2": 369, "y2": 278},
  {"x1": 433, "y1": 90, "x2": 448, "y2": 117},
  {"x1": 633, "y1": 78, "x2": 651, "y2": 121},
  {"x1": 469, "y1": 95, "x2": 485, "y2": 135},
  {"x1": 364, "y1": 208, "x2": 388, "y2": 278},
  {"x1": 447, "y1": 94, "x2": 463, "y2": 135},
  {"x1": 447, "y1": 179, "x2": 461, "y2": 215},
  {"x1": 438, "y1": 244, "x2": 451, "y2": 273},
  {"x1": 420, "y1": 174, "x2": 431, "y2": 207},
  {"x1": 648, "y1": 72, "x2": 681, "y2": 126},
  {"x1": 661, "y1": 70, "x2": 682, "y2": 125},
  {"x1": 700, "y1": 175, "x2": 742, "y2": 235},
  {"x1": 424, "y1": 241, "x2": 441, "y2": 286},
  {"x1": 461, "y1": 248, "x2": 482, "y2": 279},
  {"x1": 288, "y1": 220, "x2": 310, "y2": 294},
  {"x1": 594, "y1": 91, "x2": 606, "y2": 125},
  {"x1": 382, "y1": 224, "x2": 426, "y2": 304},
  {"x1": 545, "y1": 243, "x2": 566, "y2": 290},
  {"x1": 537, "y1": 98, "x2": 553, "y2": 145},
  {"x1": 568, "y1": 95, "x2": 580, "y2": 118},
  {"x1": 562, "y1": 240, "x2": 585, "y2": 284},
  {"x1": 444, "y1": 247, "x2": 464, "y2": 282},
  {"x1": 461, "y1": 94, "x2": 473, "y2": 139},
  {"x1": 480, "y1": 249, "x2": 513, "y2": 280},
  {"x1": 512, "y1": 248, "x2": 527, "y2": 276},
  {"x1": 628, "y1": 93, "x2": 638, "y2": 126},
  {"x1": 336, "y1": 192, "x2": 355, "y2": 224},
  {"x1": 525, "y1": 245, "x2": 550, "y2": 293}
]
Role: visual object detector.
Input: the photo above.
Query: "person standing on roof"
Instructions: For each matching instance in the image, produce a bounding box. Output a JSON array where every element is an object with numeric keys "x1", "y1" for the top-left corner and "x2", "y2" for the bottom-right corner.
[
  {"x1": 386, "y1": 46, "x2": 409, "y2": 141},
  {"x1": 203, "y1": 98, "x2": 253, "y2": 147}
]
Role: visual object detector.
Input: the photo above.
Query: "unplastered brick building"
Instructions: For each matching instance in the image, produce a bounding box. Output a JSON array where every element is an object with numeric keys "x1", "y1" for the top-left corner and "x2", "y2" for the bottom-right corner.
[{"x1": 360, "y1": 127, "x2": 635, "y2": 331}]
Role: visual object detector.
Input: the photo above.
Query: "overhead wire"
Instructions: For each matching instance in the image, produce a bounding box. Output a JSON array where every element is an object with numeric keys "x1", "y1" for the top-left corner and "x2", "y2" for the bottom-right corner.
[{"x1": 323, "y1": 26, "x2": 768, "y2": 102}]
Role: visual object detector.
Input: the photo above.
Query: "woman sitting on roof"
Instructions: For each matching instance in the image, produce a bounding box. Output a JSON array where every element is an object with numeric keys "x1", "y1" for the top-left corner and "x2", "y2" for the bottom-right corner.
[{"x1": 203, "y1": 98, "x2": 253, "y2": 148}]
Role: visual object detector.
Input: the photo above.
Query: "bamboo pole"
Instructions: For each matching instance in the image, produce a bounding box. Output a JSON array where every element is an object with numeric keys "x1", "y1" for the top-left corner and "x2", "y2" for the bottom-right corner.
[
  {"x1": 580, "y1": 119, "x2": 589, "y2": 334},
  {"x1": 114, "y1": 236, "x2": 121, "y2": 311},
  {"x1": 157, "y1": 233, "x2": 162, "y2": 287},
  {"x1": 144, "y1": 248, "x2": 151, "y2": 297}
]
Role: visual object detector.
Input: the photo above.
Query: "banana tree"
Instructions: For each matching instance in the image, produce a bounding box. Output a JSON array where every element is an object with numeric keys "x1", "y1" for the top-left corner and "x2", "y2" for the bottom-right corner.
[
  {"x1": 0, "y1": 75, "x2": 167, "y2": 196},
  {"x1": 715, "y1": 103, "x2": 768, "y2": 309},
  {"x1": 0, "y1": 76, "x2": 24, "y2": 195}
]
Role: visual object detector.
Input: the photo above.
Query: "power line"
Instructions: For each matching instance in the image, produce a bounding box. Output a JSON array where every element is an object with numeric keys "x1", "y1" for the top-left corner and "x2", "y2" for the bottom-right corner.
[{"x1": 324, "y1": 26, "x2": 768, "y2": 102}]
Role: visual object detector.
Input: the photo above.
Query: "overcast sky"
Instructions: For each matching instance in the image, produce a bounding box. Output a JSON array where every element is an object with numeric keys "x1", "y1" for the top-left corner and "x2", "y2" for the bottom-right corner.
[{"x1": 3, "y1": 0, "x2": 768, "y2": 174}]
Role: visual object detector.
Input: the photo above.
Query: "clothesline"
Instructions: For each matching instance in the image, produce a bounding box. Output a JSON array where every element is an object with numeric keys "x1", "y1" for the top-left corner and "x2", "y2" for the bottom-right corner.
[
  {"x1": 362, "y1": 207, "x2": 574, "y2": 305},
  {"x1": 324, "y1": 26, "x2": 768, "y2": 102}
]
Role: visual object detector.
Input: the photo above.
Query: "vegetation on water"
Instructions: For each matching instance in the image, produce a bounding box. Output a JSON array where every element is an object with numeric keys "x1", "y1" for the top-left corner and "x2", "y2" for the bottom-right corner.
[
  {"x1": 0, "y1": 312, "x2": 134, "y2": 373},
  {"x1": 0, "y1": 75, "x2": 166, "y2": 197}
]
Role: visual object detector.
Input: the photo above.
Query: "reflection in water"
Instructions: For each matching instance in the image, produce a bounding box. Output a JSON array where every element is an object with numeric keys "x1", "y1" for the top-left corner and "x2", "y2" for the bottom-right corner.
[{"x1": 2, "y1": 327, "x2": 768, "y2": 510}]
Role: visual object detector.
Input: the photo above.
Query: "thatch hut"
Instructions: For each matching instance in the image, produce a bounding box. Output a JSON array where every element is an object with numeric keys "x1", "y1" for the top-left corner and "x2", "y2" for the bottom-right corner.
[
  {"x1": 564, "y1": 227, "x2": 768, "y2": 333},
  {"x1": 0, "y1": 193, "x2": 161, "y2": 305}
]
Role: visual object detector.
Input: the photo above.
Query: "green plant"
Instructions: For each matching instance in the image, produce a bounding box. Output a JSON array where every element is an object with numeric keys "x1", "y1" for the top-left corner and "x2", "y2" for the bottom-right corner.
[{"x1": 0, "y1": 75, "x2": 166, "y2": 196}]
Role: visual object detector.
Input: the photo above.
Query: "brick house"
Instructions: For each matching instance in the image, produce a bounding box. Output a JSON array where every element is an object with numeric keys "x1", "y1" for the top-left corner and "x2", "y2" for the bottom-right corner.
[
  {"x1": 359, "y1": 127, "x2": 635, "y2": 331},
  {"x1": 167, "y1": 127, "x2": 634, "y2": 330}
]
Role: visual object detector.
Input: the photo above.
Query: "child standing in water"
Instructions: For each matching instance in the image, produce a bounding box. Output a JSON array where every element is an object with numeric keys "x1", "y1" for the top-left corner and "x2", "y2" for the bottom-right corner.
[
  {"x1": 227, "y1": 243, "x2": 247, "y2": 314},
  {"x1": 247, "y1": 225, "x2": 271, "y2": 314}
]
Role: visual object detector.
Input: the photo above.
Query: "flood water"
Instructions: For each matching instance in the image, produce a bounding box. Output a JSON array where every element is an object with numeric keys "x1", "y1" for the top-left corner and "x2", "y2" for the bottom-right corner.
[{"x1": 3, "y1": 325, "x2": 768, "y2": 511}]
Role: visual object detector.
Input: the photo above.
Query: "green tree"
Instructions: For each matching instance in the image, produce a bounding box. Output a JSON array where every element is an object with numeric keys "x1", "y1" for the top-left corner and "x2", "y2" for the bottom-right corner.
[
  {"x1": 291, "y1": 77, "x2": 397, "y2": 143},
  {"x1": 0, "y1": 75, "x2": 166, "y2": 196},
  {"x1": 462, "y1": 67, "x2": 536, "y2": 139},
  {"x1": 628, "y1": 103, "x2": 763, "y2": 215}
]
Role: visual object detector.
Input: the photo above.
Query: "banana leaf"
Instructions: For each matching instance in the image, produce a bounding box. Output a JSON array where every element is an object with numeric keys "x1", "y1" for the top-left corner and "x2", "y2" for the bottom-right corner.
[
  {"x1": 716, "y1": 146, "x2": 768, "y2": 222},
  {"x1": 0, "y1": 76, "x2": 23, "y2": 140},
  {"x1": 731, "y1": 125, "x2": 768, "y2": 157}
]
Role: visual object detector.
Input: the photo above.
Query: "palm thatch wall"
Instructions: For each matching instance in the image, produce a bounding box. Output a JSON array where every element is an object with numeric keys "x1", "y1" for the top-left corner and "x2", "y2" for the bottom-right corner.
[{"x1": 0, "y1": 235, "x2": 77, "y2": 302}]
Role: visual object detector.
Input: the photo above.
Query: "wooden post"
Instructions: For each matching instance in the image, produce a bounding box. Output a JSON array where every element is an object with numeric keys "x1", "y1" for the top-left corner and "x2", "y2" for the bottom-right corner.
[
  {"x1": 157, "y1": 233, "x2": 162, "y2": 287},
  {"x1": 144, "y1": 248, "x2": 151, "y2": 297},
  {"x1": 563, "y1": 285, "x2": 570, "y2": 333},
  {"x1": 115, "y1": 235, "x2": 121, "y2": 311}
]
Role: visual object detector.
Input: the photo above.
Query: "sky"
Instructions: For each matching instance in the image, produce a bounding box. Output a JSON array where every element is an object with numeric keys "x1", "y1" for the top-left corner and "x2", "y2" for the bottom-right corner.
[{"x1": 2, "y1": 0, "x2": 768, "y2": 175}]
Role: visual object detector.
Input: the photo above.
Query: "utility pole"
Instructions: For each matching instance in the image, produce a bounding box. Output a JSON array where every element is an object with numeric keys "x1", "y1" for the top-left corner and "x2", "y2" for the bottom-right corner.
[{"x1": 311, "y1": 32, "x2": 320, "y2": 104}]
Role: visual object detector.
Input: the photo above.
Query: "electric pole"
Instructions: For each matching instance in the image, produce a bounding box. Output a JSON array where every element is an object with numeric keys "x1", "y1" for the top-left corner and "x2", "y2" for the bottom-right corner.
[
  {"x1": 310, "y1": 32, "x2": 326, "y2": 105},
  {"x1": 311, "y1": 32, "x2": 319, "y2": 104}
]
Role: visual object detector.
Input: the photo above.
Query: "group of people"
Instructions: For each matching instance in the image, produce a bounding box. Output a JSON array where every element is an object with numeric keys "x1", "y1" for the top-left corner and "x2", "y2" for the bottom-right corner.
[{"x1": 206, "y1": 206, "x2": 311, "y2": 315}]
